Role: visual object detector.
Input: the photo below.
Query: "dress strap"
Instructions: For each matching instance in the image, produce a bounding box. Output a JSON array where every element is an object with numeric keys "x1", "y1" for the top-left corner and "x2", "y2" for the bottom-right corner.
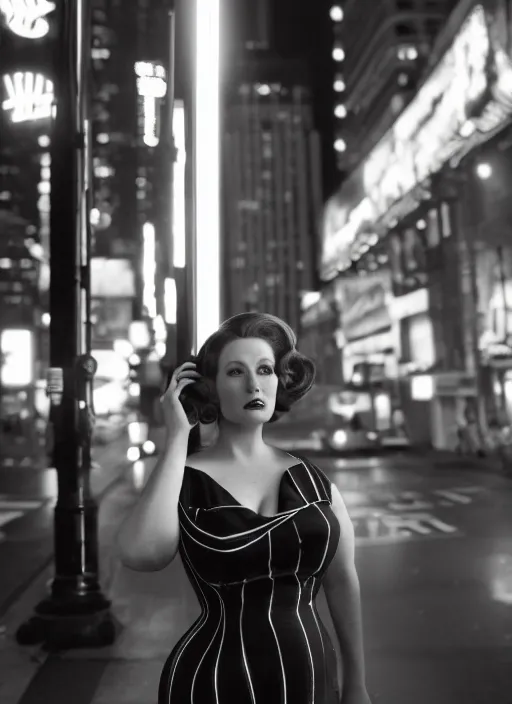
[{"x1": 291, "y1": 455, "x2": 333, "y2": 503}]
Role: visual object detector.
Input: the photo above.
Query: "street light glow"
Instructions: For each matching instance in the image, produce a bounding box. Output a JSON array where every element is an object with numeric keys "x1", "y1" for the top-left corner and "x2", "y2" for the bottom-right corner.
[
  {"x1": 476, "y1": 162, "x2": 492, "y2": 179},
  {"x1": 329, "y1": 5, "x2": 343, "y2": 22},
  {"x1": 195, "y1": 0, "x2": 220, "y2": 350}
]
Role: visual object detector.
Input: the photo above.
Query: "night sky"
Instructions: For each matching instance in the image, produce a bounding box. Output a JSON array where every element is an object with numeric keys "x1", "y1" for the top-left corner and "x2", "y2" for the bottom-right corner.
[{"x1": 225, "y1": 0, "x2": 339, "y2": 199}]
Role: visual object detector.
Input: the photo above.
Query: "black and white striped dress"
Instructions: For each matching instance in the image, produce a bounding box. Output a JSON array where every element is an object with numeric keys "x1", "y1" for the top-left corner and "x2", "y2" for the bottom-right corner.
[{"x1": 159, "y1": 455, "x2": 342, "y2": 704}]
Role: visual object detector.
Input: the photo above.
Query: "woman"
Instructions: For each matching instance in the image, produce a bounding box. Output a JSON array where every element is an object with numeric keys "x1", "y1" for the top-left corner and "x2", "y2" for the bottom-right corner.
[{"x1": 117, "y1": 312, "x2": 371, "y2": 704}]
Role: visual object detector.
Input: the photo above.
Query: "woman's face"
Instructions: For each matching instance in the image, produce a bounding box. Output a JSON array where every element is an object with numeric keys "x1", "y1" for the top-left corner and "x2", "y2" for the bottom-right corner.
[{"x1": 215, "y1": 337, "x2": 278, "y2": 425}]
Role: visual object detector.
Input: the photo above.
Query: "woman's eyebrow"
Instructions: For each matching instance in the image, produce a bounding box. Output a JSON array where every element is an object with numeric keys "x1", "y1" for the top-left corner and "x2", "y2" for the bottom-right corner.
[{"x1": 225, "y1": 358, "x2": 274, "y2": 367}]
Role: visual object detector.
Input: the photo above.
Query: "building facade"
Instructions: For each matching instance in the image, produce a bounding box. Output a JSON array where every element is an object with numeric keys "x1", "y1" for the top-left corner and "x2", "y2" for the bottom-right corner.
[
  {"x1": 318, "y1": 0, "x2": 512, "y2": 449},
  {"x1": 222, "y1": 0, "x2": 325, "y2": 333},
  {"x1": 222, "y1": 62, "x2": 322, "y2": 332},
  {"x1": 336, "y1": 0, "x2": 460, "y2": 171}
]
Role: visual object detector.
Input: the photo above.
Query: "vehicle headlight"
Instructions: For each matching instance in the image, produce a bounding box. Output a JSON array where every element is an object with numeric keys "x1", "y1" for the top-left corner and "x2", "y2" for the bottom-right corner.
[
  {"x1": 331, "y1": 429, "x2": 348, "y2": 448},
  {"x1": 143, "y1": 440, "x2": 156, "y2": 455},
  {"x1": 127, "y1": 446, "x2": 141, "y2": 462}
]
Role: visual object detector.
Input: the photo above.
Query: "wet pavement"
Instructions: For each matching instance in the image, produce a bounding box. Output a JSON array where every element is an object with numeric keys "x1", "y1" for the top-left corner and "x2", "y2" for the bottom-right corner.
[{"x1": 0, "y1": 439, "x2": 511, "y2": 704}]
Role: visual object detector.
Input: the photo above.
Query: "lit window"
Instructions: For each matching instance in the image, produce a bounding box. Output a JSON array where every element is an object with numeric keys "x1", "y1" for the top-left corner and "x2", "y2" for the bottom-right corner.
[
  {"x1": 256, "y1": 84, "x2": 271, "y2": 96},
  {"x1": 329, "y1": 5, "x2": 343, "y2": 21},
  {"x1": 332, "y1": 46, "x2": 345, "y2": 62},
  {"x1": 398, "y1": 45, "x2": 418, "y2": 60}
]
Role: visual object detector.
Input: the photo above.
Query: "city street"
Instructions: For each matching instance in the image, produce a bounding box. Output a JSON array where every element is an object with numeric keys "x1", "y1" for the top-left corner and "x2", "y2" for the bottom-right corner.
[{"x1": 0, "y1": 435, "x2": 510, "y2": 704}]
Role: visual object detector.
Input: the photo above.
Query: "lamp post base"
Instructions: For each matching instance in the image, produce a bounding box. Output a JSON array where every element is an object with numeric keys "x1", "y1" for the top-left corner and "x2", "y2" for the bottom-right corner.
[{"x1": 16, "y1": 595, "x2": 118, "y2": 650}]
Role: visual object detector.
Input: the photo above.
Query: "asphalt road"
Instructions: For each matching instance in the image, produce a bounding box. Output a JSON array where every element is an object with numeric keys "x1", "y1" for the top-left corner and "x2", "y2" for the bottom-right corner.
[{"x1": 2, "y1": 447, "x2": 512, "y2": 704}]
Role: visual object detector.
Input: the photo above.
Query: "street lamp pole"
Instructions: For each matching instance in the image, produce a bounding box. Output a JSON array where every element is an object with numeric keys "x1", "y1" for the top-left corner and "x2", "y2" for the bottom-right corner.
[{"x1": 16, "y1": 0, "x2": 115, "y2": 649}]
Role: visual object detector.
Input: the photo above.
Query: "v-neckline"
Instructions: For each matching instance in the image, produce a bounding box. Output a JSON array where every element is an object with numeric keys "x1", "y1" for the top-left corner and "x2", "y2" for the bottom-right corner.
[{"x1": 185, "y1": 459, "x2": 303, "y2": 519}]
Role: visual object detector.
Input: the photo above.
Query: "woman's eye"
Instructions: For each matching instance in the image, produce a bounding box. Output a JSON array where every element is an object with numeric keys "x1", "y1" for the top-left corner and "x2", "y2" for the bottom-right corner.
[
  {"x1": 228, "y1": 369, "x2": 242, "y2": 376},
  {"x1": 260, "y1": 366, "x2": 274, "y2": 374}
]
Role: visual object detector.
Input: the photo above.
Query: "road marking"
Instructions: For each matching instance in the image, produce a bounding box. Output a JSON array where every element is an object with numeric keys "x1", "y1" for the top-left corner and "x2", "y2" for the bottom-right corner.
[
  {"x1": 352, "y1": 510, "x2": 460, "y2": 546},
  {"x1": 388, "y1": 499, "x2": 433, "y2": 511},
  {"x1": 0, "y1": 500, "x2": 44, "y2": 510},
  {"x1": 0, "y1": 499, "x2": 46, "y2": 542},
  {"x1": 0, "y1": 511, "x2": 24, "y2": 528},
  {"x1": 433, "y1": 490, "x2": 472, "y2": 504}
]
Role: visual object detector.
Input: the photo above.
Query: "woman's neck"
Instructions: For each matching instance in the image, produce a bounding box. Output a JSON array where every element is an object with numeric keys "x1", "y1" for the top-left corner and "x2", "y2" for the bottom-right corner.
[{"x1": 212, "y1": 422, "x2": 271, "y2": 463}]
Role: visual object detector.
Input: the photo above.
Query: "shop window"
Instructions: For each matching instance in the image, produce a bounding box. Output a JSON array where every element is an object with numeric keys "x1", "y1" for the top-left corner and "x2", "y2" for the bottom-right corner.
[
  {"x1": 395, "y1": 23, "x2": 416, "y2": 36},
  {"x1": 403, "y1": 228, "x2": 426, "y2": 272},
  {"x1": 426, "y1": 209, "x2": 441, "y2": 248},
  {"x1": 389, "y1": 233, "x2": 404, "y2": 288},
  {"x1": 440, "y1": 202, "x2": 452, "y2": 237},
  {"x1": 409, "y1": 314, "x2": 435, "y2": 368}
]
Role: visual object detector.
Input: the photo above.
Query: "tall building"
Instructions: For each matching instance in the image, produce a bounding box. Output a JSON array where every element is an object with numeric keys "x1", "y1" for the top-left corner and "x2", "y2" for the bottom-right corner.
[
  {"x1": 335, "y1": 0, "x2": 460, "y2": 172},
  {"x1": 222, "y1": 2, "x2": 323, "y2": 333}
]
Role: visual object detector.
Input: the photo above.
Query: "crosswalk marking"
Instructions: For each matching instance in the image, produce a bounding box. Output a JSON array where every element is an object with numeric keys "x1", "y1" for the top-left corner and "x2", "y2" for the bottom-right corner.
[
  {"x1": 0, "y1": 498, "x2": 45, "y2": 542},
  {"x1": 0, "y1": 500, "x2": 44, "y2": 511},
  {"x1": 0, "y1": 511, "x2": 24, "y2": 528}
]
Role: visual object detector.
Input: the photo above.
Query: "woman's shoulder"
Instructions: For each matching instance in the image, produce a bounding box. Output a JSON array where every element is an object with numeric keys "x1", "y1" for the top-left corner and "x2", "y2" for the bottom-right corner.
[{"x1": 291, "y1": 454, "x2": 333, "y2": 500}]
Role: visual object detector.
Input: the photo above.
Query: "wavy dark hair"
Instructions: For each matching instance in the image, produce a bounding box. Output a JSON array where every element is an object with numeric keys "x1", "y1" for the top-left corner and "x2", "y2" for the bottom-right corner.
[{"x1": 166, "y1": 312, "x2": 316, "y2": 453}]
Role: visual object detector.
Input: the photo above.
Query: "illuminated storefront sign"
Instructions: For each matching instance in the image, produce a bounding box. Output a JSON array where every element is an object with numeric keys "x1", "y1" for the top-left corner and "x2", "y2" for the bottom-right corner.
[
  {"x1": 2, "y1": 72, "x2": 54, "y2": 123},
  {"x1": 142, "y1": 222, "x2": 157, "y2": 318},
  {"x1": 320, "y1": 195, "x2": 379, "y2": 278},
  {"x1": 135, "y1": 62, "x2": 167, "y2": 148},
  {"x1": 338, "y1": 270, "x2": 393, "y2": 343},
  {"x1": 0, "y1": 0, "x2": 55, "y2": 39},
  {"x1": 0, "y1": 329, "x2": 34, "y2": 387},
  {"x1": 363, "y1": 5, "x2": 512, "y2": 219}
]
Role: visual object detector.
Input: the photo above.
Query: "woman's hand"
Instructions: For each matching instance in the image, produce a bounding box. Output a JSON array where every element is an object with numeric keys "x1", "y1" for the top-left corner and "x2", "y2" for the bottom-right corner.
[{"x1": 160, "y1": 362, "x2": 201, "y2": 436}]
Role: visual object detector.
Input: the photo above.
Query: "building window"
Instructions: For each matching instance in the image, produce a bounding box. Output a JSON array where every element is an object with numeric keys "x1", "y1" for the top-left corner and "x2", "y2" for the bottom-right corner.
[{"x1": 396, "y1": 23, "x2": 415, "y2": 36}]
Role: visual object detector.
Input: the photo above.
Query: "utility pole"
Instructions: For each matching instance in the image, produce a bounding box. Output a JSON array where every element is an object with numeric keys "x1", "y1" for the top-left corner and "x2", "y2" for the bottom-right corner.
[{"x1": 16, "y1": 0, "x2": 115, "y2": 649}]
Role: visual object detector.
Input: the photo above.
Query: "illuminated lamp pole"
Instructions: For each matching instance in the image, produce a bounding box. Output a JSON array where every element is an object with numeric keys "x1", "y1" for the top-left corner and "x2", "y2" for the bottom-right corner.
[
  {"x1": 16, "y1": 0, "x2": 115, "y2": 648},
  {"x1": 193, "y1": 0, "x2": 221, "y2": 352}
]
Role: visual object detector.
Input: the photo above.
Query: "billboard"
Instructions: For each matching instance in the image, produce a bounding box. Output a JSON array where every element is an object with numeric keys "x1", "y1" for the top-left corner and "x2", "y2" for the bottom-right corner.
[{"x1": 91, "y1": 258, "x2": 136, "y2": 298}]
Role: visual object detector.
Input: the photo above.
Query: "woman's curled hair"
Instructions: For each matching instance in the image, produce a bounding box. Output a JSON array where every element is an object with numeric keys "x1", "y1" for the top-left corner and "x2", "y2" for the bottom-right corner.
[{"x1": 167, "y1": 312, "x2": 316, "y2": 432}]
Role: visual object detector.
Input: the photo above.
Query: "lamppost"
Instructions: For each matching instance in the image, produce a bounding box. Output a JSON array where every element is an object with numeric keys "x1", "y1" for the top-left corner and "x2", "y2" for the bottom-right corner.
[{"x1": 16, "y1": 0, "x2": 115, "y2": 648}]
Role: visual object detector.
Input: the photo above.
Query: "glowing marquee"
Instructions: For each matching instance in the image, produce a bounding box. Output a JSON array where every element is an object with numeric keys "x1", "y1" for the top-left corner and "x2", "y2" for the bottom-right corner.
[
  {"x1": 363, "y1": 4, "x2": 512, "y2": 220},
  {"x1": 0, "y1": 0, "x2": 56, "y2": 39},
  {"x1": 2, "y1": 72, "x2": 54, "y2": 123},
  {"x1": 135, "y1": 62, "x2": 167, "y2": 148}
]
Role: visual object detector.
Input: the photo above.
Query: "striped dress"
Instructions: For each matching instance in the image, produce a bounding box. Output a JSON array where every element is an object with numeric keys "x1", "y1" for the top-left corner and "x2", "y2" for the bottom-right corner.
[{"x1": 159, "y1": 455, "x2": 342, "y2": 704}]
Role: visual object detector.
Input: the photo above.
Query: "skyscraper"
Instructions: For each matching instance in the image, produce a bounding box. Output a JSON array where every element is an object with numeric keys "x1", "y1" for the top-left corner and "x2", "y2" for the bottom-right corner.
[
  {"x1": 335, "y1": 0, "x2": 460, "y2": 171},
  {"x1": 222, "y1": 1, "x2": 323, "y2": 333}
]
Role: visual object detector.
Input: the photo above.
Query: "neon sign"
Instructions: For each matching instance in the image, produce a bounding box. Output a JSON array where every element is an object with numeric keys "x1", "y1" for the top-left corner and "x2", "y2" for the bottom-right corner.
[
  {"x1": 2, "y1": 72, "x2": 54, "y2": 123},
  {"x1": 0, "y1": 0, "x2": 56, "y2": 39},
  {"x1": 135, "y1": 62, "x2": 167, "y2": 148},
  {"x1": 363, "y1": 5, "x2": 512, "y2": 220}
]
